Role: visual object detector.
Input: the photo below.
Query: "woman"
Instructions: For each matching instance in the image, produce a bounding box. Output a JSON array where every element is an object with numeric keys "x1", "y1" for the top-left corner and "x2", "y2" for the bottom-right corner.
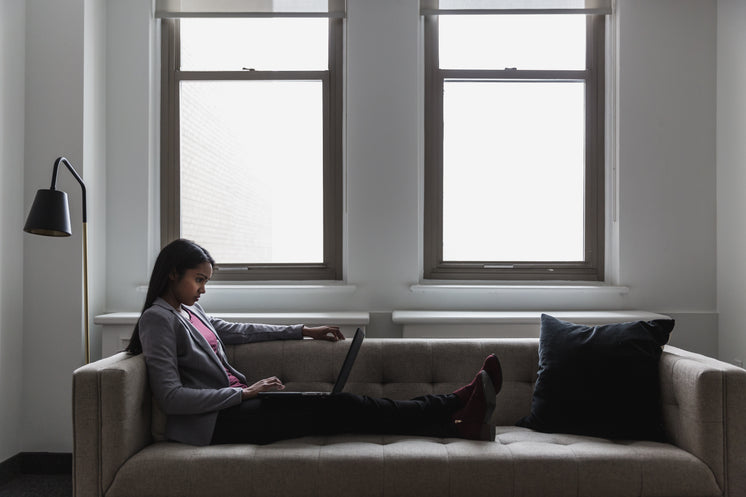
[{"x1": 127, "y1": 239, "x2": 502, "y2": 446}]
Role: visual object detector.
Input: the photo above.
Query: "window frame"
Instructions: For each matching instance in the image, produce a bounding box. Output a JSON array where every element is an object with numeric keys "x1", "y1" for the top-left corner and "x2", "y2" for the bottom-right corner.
[
  {"x1": 160, "y1": 17, "x2": 344, "y2": 281},
  {"x1": 423, "y1": 14, "x2": 606, "y2": 281}
]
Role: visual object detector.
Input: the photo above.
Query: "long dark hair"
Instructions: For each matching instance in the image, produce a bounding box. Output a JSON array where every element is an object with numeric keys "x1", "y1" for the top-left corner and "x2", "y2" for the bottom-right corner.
[{"x1": 126, "y1": 239, "x2": 215, "y2": 355}]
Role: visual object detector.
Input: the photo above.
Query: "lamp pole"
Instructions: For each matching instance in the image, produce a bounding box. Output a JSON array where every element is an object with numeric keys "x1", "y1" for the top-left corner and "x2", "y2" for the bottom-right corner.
[
  {"x1": 52, "y1": 158, "x2": 89, "y2": 364},
  {"x1": 82, "y1": 218, "x2": 90, "y2": 364}
]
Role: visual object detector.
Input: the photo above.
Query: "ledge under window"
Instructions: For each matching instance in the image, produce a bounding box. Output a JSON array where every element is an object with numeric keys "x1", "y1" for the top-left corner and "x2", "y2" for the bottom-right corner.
[
  {"x1": 393, "y1": 309, "x2": 668, "y2": 338},
  {"x1": 409, "y1": 283, "x2": 629, "y2": 295},
  {"x1": 135, "y1": 283, "x2": 358, "y2": 294},
  {"x1": 95, "y1": 310, "x2": 369, "y2": 326}
]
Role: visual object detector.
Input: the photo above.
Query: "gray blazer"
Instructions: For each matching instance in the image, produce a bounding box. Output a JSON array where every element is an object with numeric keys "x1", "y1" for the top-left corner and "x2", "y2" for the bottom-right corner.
[{"x1": 138, "y1": 297, "x2": 303, "y2": 446}]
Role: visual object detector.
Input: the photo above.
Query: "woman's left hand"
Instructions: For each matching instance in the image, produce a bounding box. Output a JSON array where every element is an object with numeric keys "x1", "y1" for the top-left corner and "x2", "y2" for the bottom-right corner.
[{"x1": 302, "y1": 326, "x2": 345, "y2": 341}]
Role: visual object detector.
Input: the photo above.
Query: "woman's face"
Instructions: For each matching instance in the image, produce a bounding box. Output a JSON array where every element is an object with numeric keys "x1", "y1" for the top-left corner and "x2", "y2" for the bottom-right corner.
[{"x1": 167, "y1": 261, "x2": 213, "y2": 308}]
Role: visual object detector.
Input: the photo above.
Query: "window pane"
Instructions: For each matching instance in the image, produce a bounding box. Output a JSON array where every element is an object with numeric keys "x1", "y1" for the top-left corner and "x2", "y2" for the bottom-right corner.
[
  {"x1": 439, "y1": 15, "x2": 586, "y2": 70},
  {"x1": 442, "y1": 81, "x2": 585, "y2": 262},
  {"x1": 180, "y1": 80, "x2": 324, "y2": 264},
  {"x1": 180, "y1": 18, "x2": 328, "y2": 71}
]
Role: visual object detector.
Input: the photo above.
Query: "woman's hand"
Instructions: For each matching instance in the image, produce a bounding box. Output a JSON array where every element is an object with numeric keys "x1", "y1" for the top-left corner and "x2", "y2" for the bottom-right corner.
[
  {"x1": 241, "y1": 376, "x2": 285, "y2": 400},
  {"x1": 302, "y1": 326, "x2": 345, "y2": 341}
]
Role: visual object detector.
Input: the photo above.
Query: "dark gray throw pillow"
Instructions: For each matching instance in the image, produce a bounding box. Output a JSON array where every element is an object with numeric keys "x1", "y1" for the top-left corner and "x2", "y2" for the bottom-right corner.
[{"x1": 517, "y1": 314, "x2": 675, "y2": 441}]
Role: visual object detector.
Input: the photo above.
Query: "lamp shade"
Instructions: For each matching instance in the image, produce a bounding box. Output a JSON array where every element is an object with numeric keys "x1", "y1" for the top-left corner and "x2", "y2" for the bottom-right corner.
[{"x1": 23, "y1": 188, "x2": 72, "y2": 237}]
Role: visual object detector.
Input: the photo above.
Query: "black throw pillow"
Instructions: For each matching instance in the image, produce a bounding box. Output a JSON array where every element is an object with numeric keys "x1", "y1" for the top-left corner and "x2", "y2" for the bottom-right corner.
[{"x1": 516, "y1": 314, "x2": 675, "y2": 440}]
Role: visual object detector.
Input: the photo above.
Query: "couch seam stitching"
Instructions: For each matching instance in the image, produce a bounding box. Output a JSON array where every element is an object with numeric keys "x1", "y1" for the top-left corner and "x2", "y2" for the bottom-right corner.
[
  {"x1": 430, "y1": 341, "x2": 434, "y2": 394},
  {"x1": 505, "y1": 437, "x2": 516, "y2": 497},
  {"x1": 382, "y1": 439, "x2": 387, "y2": 497},
  {"x1": 444, "y1": 442, "x2": 451, "y2": 496},
  {"x1": 97, "y1": 371, "x2": 104, "y2": 496},
  {"x1": 315, "y1": 442, "x2": 322, "y2": 497},
  {"x1": 639, "y1": 444, "x2": 644, "y2": 497},
  {"x1": 569, "y1": 442, "x2": 581, "y2": 497},
  {"x1": 721, "y1": 370, "x2": 728, "y2": 496}
]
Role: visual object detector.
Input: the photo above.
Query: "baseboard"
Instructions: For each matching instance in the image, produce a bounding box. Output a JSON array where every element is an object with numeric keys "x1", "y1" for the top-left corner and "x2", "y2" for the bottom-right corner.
[{"x1": 0, "y1": 452, "x2": 72, "y2": 484}]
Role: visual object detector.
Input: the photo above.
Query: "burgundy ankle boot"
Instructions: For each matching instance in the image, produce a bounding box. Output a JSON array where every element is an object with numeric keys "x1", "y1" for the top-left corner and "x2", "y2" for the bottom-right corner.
[
  {"x1": 453, "y1": 354, "x2": 503, "y2": 406},
  {"x1": 452, "y1": 371, "x2": 497, "y2": 441}
]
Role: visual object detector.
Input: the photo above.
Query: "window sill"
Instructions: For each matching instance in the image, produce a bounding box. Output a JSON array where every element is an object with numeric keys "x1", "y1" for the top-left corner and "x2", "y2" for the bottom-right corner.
[
  {"x1": 135, "y1": 283, "x2": 357, "y2": 294},
  {"x1": 409, "y1": 283, "x2": 629, "y2": 295},
  {"x1": 393, "y1": 309, "x2": 670, "y2": 339},
  {"x1": 95, "y1": 310, "x2": 369, "y2": 326},
  {"x1": 392, "y1": 309, "x2": 666, "y2": 326}
]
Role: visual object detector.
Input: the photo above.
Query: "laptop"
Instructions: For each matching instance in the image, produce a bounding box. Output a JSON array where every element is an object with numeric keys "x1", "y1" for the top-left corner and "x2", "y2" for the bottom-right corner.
[{"x1": 258, "y1": 327, "x2": 365, "y2": 398}]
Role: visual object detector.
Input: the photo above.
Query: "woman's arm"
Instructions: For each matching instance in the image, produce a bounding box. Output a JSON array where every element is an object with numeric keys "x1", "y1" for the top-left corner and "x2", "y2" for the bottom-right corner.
[
  {"x1": 139, "y1": 310, "x2": 242, "y2": 415},
  {"x1": 201, "y1": 310, "x2": 303, "y2": 345},
  {"x1": 196, "y1": 304, "x2": 343, "y2": 344},
  {"x1": 209, "y1": 317, "x2": 304, "y2": 344}
]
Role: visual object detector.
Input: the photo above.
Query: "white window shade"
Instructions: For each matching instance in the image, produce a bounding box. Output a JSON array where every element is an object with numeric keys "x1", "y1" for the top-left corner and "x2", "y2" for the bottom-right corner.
[
  {"x1": 420, "y1": 0, "x2": 612, "y2": 15},
  {"x1": 155, "y1": 0, "x2": 346, "y2": 18}
]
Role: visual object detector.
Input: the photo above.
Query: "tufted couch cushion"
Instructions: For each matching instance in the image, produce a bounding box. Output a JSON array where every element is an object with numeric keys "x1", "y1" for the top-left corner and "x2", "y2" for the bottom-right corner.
[{"x1": 105, "y1": 428, "x2": 721, "y2": 497}]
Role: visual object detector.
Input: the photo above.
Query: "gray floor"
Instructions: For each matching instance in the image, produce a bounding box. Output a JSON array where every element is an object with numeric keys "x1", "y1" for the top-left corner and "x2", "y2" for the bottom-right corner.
[{"x1": 0, "y1": 475, "x2": 72, "y2": 497}]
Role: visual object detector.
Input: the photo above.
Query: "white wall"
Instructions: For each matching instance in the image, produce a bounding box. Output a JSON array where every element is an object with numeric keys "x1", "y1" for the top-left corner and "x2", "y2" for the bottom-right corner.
[
  {"x1": 23, "y1": 0, "x2": 86, "y2": 454},
  {"x1": 717, "y1": 0, "x2": 746, "y2": 366},
  {"x1": 0, "y1": 0, "x2": 26, "y2": 463},
  {"x1": 22, "y1": 0, "x2": 106, "y2": 453},
  {"x1": 615, "y1": 0, "x2": 717, "y2": 355},
  {"x1": 85, "y1": 0, "x2": 107, "y2": 366},
  {"x1": 105, "y1": 0, "x2": 157, "y2": 318}
]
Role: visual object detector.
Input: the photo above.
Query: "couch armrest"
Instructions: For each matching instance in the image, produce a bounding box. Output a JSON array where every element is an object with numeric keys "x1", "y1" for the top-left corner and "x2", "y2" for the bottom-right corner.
[
  {"x1": 660, "y1": 346, "x2": 746, "y2": 497},
  {"x1": 73, "y1": 352, "x2": 152, "y2": 497}
]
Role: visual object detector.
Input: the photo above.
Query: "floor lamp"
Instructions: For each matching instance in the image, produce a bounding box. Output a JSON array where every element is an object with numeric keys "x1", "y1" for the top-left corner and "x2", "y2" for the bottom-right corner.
[{"x1": 24, "y1": 156, "x2": 90, "y2": 364}]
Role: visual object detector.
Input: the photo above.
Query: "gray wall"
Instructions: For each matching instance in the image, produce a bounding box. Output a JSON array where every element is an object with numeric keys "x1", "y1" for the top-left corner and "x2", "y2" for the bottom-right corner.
[
  {"x1": 0, "y1": 0, "x2": 26, "y2": 463},
  {"x1": 717, "y1": 0, "x2": 746, "y2": 367},
  {"x1": 22, "y1": 0, "x2": 106, "y2": 454}
]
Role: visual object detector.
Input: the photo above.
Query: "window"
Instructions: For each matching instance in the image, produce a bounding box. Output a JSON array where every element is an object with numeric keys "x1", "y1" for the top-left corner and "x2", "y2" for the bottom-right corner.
[
  {"x1": 161, "y1": 15, "x2": 343, "y2": 280},
  {"x1": 424, "y1": 11, "x2": 606, "y2": 281}
]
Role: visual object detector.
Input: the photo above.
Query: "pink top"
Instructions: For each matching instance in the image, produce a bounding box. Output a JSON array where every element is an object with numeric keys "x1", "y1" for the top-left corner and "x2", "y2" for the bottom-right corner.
[{"x1": 186, "y1": 309, "x2": 247, "y2": 389}]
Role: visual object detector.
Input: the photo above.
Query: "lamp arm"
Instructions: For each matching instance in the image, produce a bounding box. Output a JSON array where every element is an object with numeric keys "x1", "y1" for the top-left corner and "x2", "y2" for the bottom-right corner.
[
  {"x1": 51, "y1": 157, "x2": 87, "y2": 223},
  {"x1": 50, "y1": 156, "x2": 91, "y2": 362}
]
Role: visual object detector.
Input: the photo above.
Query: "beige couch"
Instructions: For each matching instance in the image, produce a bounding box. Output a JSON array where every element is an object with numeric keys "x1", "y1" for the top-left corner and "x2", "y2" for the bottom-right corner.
[{"x1": 73, "y1": 338, "x2": 746, "y2": 497}]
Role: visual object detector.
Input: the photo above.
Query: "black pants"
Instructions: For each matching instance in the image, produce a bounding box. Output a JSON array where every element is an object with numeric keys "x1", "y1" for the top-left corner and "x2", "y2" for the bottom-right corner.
[{"x1": 211, "y1": 392, "x2": 462, "y2": 445}]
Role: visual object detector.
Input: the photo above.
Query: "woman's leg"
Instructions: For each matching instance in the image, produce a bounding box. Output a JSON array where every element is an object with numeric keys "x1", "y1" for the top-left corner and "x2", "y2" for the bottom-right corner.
[
  {"x1": 211, "y1": 399, "x2": 268, "y2": 444},
  {"x1": 317, "y1": 392, "x2": 463, "y2": 438},
  {"x1": 211, "y1": 393, "x2": 462, "y2": 445}
]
